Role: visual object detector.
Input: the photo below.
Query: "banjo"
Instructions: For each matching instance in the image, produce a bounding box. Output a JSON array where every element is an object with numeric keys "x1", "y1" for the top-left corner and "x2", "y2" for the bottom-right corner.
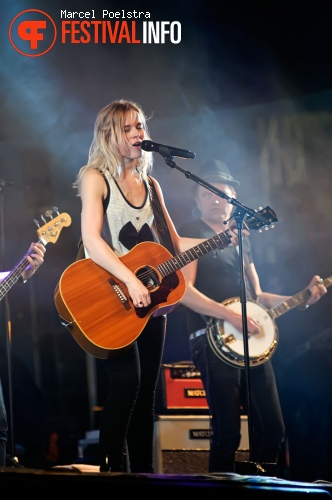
[{"x1": 207, "y1": 276, "x2": 332, "y2": 368}]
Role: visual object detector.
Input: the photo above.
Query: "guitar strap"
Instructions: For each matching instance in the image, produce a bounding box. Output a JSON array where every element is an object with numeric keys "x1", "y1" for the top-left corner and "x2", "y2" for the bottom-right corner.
[
  {"x1": 242, "y1": 250, "x2": 257, "y2": 301},
  {"x1": 76, "y1": 239, "x2": 85, "y2": 261},
  {"x1": 148, "y1": 176, "x2": 176, "y2": 257},
  {"x1": 200, "y1": 245, "x2": 257, "y2": 328},
  {"x1": 244, "y1": 268, "x2": 257, "y2": 301},
  {"x1": 229, "y1": 245, "x2": 257, "y2": 301}
]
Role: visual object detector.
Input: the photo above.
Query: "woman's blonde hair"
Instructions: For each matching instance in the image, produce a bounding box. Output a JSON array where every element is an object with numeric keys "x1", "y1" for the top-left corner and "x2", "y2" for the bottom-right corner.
[{"x1": 73, "y1": 99, "x2": 153, "y2": 194}]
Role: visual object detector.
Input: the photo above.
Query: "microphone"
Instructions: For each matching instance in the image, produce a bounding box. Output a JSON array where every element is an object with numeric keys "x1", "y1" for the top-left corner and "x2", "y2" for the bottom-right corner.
[{"x1": 141, "y1": 140, "x2": 196, "y2": 159}]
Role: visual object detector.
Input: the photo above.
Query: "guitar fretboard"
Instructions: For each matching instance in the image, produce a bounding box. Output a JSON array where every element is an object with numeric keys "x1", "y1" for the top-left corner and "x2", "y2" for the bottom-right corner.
[
  {"x1": 157, "y1": 231, "x2": 232, "y2": 277},
  {"x1": 0, "y1": 247, "x2": 37, "y2": 301},
  {"x1": 269, "y1": 275, "x2": 332, "y2": 320},
  {"x1": 156, "y1": 206, "x2": 277, "y2": 278},
  {"x1": 0, "y1": 212, "x2": 71, "y2": 302}
]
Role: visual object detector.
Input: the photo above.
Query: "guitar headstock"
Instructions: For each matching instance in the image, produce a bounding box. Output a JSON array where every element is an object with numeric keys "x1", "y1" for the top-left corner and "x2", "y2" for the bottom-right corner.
[
  {"x1": 35, "y1": 207, "x2": 72, "y2": 245},
  {"x1": 244, "y1": 206, "x2": 278, "y2": 232}
]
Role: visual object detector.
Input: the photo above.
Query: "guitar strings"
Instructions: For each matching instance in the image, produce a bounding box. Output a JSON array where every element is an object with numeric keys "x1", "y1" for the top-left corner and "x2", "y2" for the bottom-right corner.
[
  {"x1": 109, "y1": 227, "x2": 238, "y2": 297},
  {"x1": 113, "y1": 231, "x2": 233, "y2": 296}
]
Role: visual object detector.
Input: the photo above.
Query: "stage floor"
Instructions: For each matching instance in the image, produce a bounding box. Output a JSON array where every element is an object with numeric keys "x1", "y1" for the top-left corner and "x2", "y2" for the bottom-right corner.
[{"x1": 1, "y1": 465, "x2": 332, "y2": 497}]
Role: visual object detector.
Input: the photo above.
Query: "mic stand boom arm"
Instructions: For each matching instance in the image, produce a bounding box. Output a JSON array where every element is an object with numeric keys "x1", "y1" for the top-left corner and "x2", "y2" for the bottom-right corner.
[
  {"x1": 162, "y1": 156, "x2": 269, "y2": 226},
  {"x1": 161, "y1": 154, "x2": 271, "y2": 473}
]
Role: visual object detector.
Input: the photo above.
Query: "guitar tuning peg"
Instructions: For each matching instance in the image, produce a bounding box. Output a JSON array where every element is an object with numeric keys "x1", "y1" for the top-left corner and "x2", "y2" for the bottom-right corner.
[
  {"x1": 45, "y1": 209, "x2": 53, "y2": 219},
  {"x1": 258, "y1": 229, "x2": 263, "y2": 233},
  {"x1": 41, "y1": 215, "x2": 46, "y2": 224},
  {"x1": 52, "y1": 206, "x2": 59, "y2": 215},
  {"x1": 264, "y1": 226, "x2": 269, "y2": 231},
  {"x1": 34, "y1": 219, "x2": 40, "y2": 228}
]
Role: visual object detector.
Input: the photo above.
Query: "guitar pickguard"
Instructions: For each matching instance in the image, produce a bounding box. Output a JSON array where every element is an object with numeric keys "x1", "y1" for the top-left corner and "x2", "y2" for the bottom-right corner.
[{"x1": 135, "y1": 272, "x2": 179, "y2": 318}]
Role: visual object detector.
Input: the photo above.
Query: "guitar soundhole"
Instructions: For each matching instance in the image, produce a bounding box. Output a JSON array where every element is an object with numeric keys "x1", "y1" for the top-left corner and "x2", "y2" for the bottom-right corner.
[
  {"x1": 135, "y1": 272, "x2": 179, "y2": 318},
  {"x1": 136, "y1": 266, "x2": 160, "y2": 291}
]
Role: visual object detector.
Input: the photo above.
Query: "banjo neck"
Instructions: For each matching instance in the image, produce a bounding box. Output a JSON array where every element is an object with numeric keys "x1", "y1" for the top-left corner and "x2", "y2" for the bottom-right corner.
[{"x1": 269, "y1": 275, "x2": 332, "y2": 320}]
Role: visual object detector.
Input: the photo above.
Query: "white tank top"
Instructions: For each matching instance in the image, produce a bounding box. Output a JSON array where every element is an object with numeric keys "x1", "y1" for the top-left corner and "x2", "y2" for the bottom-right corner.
[{"x1": 103, "y1": 174, "x2": 156, "y2": 256}]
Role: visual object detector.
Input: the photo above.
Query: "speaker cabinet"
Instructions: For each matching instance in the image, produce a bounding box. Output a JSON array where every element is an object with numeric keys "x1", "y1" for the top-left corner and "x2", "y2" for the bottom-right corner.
[{"x1": 153, "y1": 414, "x2": 249, "y2": 473}]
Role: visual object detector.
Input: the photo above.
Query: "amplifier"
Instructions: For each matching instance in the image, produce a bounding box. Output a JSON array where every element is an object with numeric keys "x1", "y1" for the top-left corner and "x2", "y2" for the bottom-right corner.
[
  {"x1": 153, "y1": 414, "x2": 249, "y2": 473},
  {"x1": 162, "y1": 362, "x2": 208, "y2": 409}
]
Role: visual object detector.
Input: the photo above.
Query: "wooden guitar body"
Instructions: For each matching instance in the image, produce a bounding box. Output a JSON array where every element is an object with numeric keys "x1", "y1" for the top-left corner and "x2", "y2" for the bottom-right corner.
[{"x1": 54, "y1": 242, "x2": 185, "y2": 359}]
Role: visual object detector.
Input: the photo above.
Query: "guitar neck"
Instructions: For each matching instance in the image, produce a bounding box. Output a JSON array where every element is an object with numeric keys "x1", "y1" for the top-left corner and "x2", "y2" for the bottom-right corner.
[
  {"x1": 157, "y1": 230, "x2": 232, "y2": 277},
  {"x1": 0, "y1": 239, "x2": 42, "y2": 301},
  {"x1": 0, "y1": 211, "x2": 71, "y2": 302},
  {"x1": 269, "y1": 275, "x2": 332, "y2": 319},
  {"x1": 155, "y1": 206, "x2": 277, "y2": 278}
]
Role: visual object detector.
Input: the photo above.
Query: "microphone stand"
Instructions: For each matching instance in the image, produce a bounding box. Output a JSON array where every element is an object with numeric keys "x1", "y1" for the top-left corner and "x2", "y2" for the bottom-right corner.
[
  {"x1": 159, "y1": 155, "x2": 274, "y2": 475},
  {"x1": 0, "y1": 178, "x2": 29, "y2": 466}
]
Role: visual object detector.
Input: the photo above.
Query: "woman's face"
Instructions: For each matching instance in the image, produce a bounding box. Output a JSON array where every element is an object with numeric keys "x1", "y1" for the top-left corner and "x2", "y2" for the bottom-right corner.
[{"x1": 117, "y1": 110, "x2": 145, "y2": 160}]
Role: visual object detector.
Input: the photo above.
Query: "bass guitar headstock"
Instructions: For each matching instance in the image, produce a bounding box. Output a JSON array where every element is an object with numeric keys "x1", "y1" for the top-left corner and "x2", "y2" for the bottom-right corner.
[{"x1": 34, "y1": 206, "x2": 72, "y2": 245}]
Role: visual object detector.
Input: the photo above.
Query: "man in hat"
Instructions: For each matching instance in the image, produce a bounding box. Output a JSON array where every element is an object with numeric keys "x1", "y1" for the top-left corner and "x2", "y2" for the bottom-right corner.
[{"x1": 179, "y1": 159, "x2": 327, "y2": 475}]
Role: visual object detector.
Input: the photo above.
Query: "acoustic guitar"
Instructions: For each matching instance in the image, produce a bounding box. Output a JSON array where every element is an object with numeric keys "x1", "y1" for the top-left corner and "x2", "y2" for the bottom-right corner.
[{"x1": 54, "y1": 206, "x2": 277, "y2": 359}]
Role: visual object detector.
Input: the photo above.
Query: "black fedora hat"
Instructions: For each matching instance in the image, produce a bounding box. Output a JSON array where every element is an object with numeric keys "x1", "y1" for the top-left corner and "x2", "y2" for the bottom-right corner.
[{"x1": 197, "y1": 159, "x2": 240, "y2": 187}]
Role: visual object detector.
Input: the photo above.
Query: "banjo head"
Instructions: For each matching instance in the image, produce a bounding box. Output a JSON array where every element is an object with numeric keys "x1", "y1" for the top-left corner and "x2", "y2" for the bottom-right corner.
[{"x1": 207, "y1": 298, "x2": 279, "y2": 368}]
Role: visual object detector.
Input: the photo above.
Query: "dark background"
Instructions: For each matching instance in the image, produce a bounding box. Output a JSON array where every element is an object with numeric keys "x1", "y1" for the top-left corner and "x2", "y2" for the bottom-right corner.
[{"x1": 1, "y1": 0, "x2": 332, "y2": 480}]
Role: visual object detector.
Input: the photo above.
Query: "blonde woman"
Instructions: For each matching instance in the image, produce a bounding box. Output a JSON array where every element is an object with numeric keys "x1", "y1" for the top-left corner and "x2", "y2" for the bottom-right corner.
[{"x1": 73, "y1": 99, "x2": 243, "y2": 473}]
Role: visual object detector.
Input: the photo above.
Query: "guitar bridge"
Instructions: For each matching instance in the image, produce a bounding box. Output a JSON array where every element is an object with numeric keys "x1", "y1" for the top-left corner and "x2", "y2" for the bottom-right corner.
[{"x1": 109, "y1": 277, "x2": 131, "y2": 310}]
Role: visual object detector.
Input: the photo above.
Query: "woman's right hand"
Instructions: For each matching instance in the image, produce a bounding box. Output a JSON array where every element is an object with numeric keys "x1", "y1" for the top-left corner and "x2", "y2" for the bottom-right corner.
[{"x1": 127, "y1": 275, "x2": 151, "y2": 308}]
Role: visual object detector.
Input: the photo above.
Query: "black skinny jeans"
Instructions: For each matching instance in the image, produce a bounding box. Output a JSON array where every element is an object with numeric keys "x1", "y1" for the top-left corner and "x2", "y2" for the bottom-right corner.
[
  {"x1": 190, "y1": 332, "x2": 285, "y2": 472},
  {"x1": 99, "y1": 315, "x2": 166, "y2": 472}
]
